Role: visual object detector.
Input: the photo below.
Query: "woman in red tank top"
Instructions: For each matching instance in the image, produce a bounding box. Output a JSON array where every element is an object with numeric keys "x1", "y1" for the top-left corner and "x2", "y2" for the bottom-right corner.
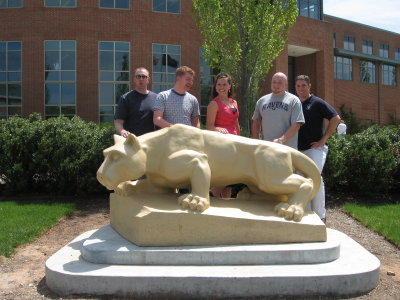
[{"x1": 206, "y1": 72, "x2": 240, "y2": 198}]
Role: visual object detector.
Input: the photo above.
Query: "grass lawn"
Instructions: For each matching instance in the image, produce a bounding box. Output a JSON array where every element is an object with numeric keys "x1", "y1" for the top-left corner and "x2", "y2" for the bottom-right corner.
[
  {"x1": 0, "y1": 201, "x2": 75, "y2": 257},
  {"x1": 343, "y1": 202, "x2": 400, "y2": 246}
]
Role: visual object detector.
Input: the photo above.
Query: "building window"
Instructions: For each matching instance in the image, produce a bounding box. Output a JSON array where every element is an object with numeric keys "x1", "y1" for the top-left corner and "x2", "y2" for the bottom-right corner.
[
  {"x1": 362, "y1": 40, "x2": 373, "y2": 55},
  {"x1": 152, "y1": 0, "x2": 180, "y2": 13},
  {"x1": 44, "y1": 0, "x2": 76, "y2": 7},
  {"x1": 99, "y1": 0, "x2": 129, "y2": 9},
  {"x1": 0, "y1": 41, "x2": 22, "y2": 118},
  {"x1": 395, "y1": 48, "x2": 400, "y2": 61},
  {"x1": 0, "y1": 0, "x2": 22, "y2": 8},
  {"x1": 199, "y1": 48, "x2": 216, "y2": 124},
  {"x1": 152, "y1": 43, "x2": 181, "y2": 93},
  {"x1": 99, "y1": 41, "x2": 130, "y2": 123},
  {"x1": 360, "y1": 61, "x2": 375, "y2": 84},
  {"x1": 380, "y1": 44, "x2": 389, "y2": 58},
  {"x1": 44, "y1": 41, "x2": 76, "y2": 119},
  {"x1": 298, "y1": 0, "x2": 322, "y2": 20},
  {"x1": 344, "y1": 36, "x2": 355, "y2": 51},
  {"x1": 382, "y1": 64, "x2": 396, "y2": 86},
  {"x1": 334, "y1": 56, "x2": 352, "y2": 81}
]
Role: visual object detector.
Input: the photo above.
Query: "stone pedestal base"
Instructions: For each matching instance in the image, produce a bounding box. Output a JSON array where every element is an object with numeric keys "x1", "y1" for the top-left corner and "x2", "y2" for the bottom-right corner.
[
  {"x1": 45, "y1": 227, "x2": 380, "y2": 298},
  {"x1": 110, "y1": 193, "x2": 327, "y2": 246}
]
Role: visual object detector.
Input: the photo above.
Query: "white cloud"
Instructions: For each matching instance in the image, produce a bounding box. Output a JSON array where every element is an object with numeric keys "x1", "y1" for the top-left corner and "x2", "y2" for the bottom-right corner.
[{"x1": 323, "y1": 0, "x2": 400, "y2": 34}]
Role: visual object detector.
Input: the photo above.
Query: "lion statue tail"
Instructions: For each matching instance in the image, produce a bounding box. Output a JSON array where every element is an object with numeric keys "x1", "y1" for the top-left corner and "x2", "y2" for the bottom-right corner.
[{"x1": 291, "y1": 150, "x2": 322, "y2": 201}]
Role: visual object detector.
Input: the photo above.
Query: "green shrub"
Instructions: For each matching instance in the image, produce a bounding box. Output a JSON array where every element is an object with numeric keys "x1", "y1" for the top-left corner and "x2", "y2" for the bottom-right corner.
[
  {"x1": 0, "y1": 114, "x2": 114, "y2": 195},
  {"x1": 324, "y1": 125, "x2": 400, "y2": 195}
]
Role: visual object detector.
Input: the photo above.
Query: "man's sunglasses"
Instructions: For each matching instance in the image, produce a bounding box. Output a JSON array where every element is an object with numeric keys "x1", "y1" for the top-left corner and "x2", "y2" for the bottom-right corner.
[{"x1": 135, "y1": 75, "x2": 149, "y2": 79}]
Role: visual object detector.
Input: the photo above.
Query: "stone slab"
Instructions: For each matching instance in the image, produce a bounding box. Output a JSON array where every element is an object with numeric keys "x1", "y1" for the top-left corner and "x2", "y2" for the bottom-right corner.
[
  {"x1": 45, "y1": 228, "x2": 380, "y2": 298},
  {"x1": 110, "y1": 193, "x2": 327, "y2": 246},
  {"x1": 82, "y1": 224, "x2": 340, "y2": 265}
]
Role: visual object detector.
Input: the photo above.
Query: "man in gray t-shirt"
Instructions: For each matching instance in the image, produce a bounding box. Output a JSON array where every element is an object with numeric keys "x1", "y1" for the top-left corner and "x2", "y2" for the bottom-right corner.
[
  {"x1": 252, "y1": 72, "x2": 304, "y2": 149},
  {"x1": 153, "y1": 66, "x2": 200, "y2": 128}
]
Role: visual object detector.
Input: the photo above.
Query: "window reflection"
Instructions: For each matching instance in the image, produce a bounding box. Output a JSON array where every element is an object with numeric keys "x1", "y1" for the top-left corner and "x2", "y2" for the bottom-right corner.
[
  {"x1": 99, "y1": 41, "x2": 130, "y2": 123},
  {"x1": 44, "y1": 40, "x2": 76, "y2": 118},
  {"x1": 153, "y1": 0, "x2": 180, "y2": 13},
  {"x1": 360, "y1": 61, "x2": 376, "y2": 84},
  {"x1": 334, "y1": 56, "x2": 352, "y2": 81},
  {"x1": 382, "y1": 64, "x2": 396, "y2": 86},
  {"x1": 0, "y1": 41, "x2": 22, "y2": 118},
  {"x1": 297, "y1": 0, "x2": 321, "y2": 20},
  {"x1": 100, "y1": 0, "x2": 129, "y2": 9},
  {"x1": 152, "y1": 43, "x2": 181, "y2": 92}
]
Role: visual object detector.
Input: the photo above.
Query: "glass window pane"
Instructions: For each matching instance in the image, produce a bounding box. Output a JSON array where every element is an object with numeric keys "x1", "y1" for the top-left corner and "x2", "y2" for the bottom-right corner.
[
  {"x1": 153, "y1": 54, "x2": 165, "y2": 72},
  {"x1": 8, "y1": 83, "x2": 21, "y2": 98},
  {"x1": 8, "y1": 41, "x2": 21, "y2": 51},
  {"x1": 0, "y1": 52, "x2": 6, "y2": 71},
  {"x1": 0, "y1": 84, "x2": 6, "y2": 104},
  {"x1": 167, "y1": 54, "x2": 180, "y2": 72},
  {"x1": 0, "y1": 43, "x2": 5, "y2": 50},
  {"x1": 167, "y1": 45, "x2": 180, "y2": 55},
  {"x1": 9, "y1": 0, "x2": 22, "y2": 8},
  {"x1": 100, "y1": 0, "x2": 113, "y2": 8},
  {"x1": 61, "y1": 106, "x2": 75, "y2": 115},
  {"x1": 45, "y1": 71, "x2": 60, "y2": 81},
  {"x1": 153, "y1": 0, "x2": 166, "y2": 12},
  {"x1": 167, "y1": 0, "x2": 180, "y2": 13},
  {"x1": 45, "y1": 51, "x2": 60, "y2": 70},
  {"x1": 100, "y1": 83, "x2": 113, "y2": 104},
  {"x1": 61, "y1": 71, "x2": 75, "y2": 81},
  {"x1": 115, "y1": 52, "x2": 129, "y2": 71},
  {"x1": 61, "y1": 41, "x2": 75, "y2": 51},
  {"x1": 0, "y1": 0, "x2": 6, "y2": 8},
  {"x1": 99, "y1": 41, "x2": 113, "y2": 51},
  {"x1": 100, "y1": 71, "x2": 114, "y2": 81},
  {"x1": 115, "y1": 0, "x2": 129, "y2": 9},
  {"x1": 45, "y1": 83, "x2": 60, "y2": 104},
  {"x1": 153, "y1": 44, "x2": 165, "y2": 53},
  {"x1": 61, "y1": 0, "x2": 76, "y2": 7},
  {"x1": 45, "y1": 41, "x2": 59, "y2": 51},
  {"x1": 115, "y1": 71, "x2": 129, "y2": 81},
  {"x1": 100, "y1": 52, "x2": 113, "y2": 70},
  {"x1": 7, "y1": 72, "x2": 21, "y2": 81},
  {"x1": 0, "y1": 72, "x2": 6, "y2": 81},
  {"x1": 8, "y1": 97, "x2": 21, "y2": 105},
  {"x1": 45, "y1": 0, "x2": 59, "y2": 7},
  {"x1": 115, "y1": 42, "x2": 129, "y2": 51},
  {"x1": 115, "y1": 84, "x2": 129, "y2": 104},
  {"x1": 45, "y1": 106, "x2": 60, "y2": 116},
  {"x1": 7, "y1": 51, "x2": 21, "y2": 71},
  {"x1": 61, "y1": 83, "x2": 75, "y2": 105},
  {"x1": 61, "y1": 51, "x2": 75, "y2": 70},
  {"x1": 8, "y1": 106, "x2": 21, "y2": 116},
  {"x1": 152, "y1": 73, "x2": 163, "y2": 82},
  {"x1": 100, "y1": 105, "x2": 114, "y2": 114},
  {"x1": 167, "y1": 74, "x2": 175, "y2": 83}
]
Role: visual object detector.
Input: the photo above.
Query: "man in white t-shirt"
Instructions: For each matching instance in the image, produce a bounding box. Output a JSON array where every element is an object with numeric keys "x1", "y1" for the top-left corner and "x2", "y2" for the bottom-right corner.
[{"x1": 251, "y1": 72, "x2": 304, "y2": 149}]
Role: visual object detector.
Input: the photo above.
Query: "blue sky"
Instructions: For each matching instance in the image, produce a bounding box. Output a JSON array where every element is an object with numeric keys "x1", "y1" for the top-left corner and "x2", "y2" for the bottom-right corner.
[{"x1": 323, "y1": 0, "x2": 400, "y2": 34}]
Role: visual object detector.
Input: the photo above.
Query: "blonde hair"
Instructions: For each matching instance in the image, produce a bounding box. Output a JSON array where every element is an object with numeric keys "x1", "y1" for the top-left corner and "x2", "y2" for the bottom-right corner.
[{"x1": 176, "y1": 66, "x2": 195, "y2": 77}]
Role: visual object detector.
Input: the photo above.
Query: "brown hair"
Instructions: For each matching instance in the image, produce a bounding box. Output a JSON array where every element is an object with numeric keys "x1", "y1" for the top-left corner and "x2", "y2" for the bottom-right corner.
[
  {"x1": 176, "y1": 66, "x2": 195, "y2": 77},
  {"x1": 212, "y1": 72, "x2": 233, "y2": 98},
  {"x1": 295, "y1": 74, "x2": 311, "y2": 85}
]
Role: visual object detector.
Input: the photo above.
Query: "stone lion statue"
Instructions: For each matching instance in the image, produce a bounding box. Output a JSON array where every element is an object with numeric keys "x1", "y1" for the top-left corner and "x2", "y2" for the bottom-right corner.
[{"x1": 97, "y1": 124, "x2": 321, "y2": 222}]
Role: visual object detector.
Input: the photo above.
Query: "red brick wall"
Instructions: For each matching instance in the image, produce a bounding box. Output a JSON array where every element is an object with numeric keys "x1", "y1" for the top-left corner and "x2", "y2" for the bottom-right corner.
[
  {"x1": 325, "y1": 16, "x2": 400, "y2": 124},
  {"x1": 0, "y1": 1, "x2": 201, "y2": 122}
]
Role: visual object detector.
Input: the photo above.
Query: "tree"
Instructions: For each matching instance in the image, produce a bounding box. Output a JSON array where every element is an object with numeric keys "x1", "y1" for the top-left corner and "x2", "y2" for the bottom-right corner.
[{"x1": 192, "y1": 0, "x2": 298, "y2": 131}]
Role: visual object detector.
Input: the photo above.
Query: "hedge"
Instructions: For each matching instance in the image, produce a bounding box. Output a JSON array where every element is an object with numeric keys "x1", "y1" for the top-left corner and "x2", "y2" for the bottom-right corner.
[
  {"x1": 324, "y1": 125, "x2": 400, "y2": 195},
  {"x1": 0, "y1": 114, "x2": 114, "y2": 195},
  {"x1": 1, "y1": 115, "x2": 399, "y2": 197}
]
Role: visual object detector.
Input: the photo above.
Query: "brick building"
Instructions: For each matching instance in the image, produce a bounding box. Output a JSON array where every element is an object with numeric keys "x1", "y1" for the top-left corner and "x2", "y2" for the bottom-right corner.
[{"x1": 1, "y1": 0, "x2": 399, "y2": 125}]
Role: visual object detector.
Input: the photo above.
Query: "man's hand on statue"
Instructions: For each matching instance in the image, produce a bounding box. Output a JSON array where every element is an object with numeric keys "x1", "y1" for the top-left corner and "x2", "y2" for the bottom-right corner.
[{"x1": 120, "y1": 130, "x2": 131, "y2": 138}]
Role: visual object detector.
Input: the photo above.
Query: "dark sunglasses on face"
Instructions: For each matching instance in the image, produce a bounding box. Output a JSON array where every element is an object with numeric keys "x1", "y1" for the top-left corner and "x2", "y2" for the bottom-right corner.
[{"x1": 135, "y1": 75, "x2": 148, "y2": 79}]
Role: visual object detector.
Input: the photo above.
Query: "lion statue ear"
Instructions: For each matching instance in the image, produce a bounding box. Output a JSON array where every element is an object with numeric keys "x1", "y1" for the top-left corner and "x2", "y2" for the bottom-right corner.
[
  {"x1": 113, "y1": 134, "x2": 125, "y2": 144},
  {"x1": 124, "y1": 134, "x2": 142, "y2": 152}
]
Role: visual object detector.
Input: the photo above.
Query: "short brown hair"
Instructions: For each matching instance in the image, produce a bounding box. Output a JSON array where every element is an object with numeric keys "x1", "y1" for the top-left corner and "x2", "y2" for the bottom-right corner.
[
  {"x1": 296, "y1": 75, "x2": 311, "y2": 85},
  {"x1": 176, "y1": 66, "x2": 195, "y2": 77}
]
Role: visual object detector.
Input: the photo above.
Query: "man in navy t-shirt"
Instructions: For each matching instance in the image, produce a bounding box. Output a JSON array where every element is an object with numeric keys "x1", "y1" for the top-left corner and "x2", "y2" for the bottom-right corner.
[
  {"x1": 296, "y1": 75, "x2": 341, "y2": 222},
  {"x1": 114, "y1": 67, "x2": 157, "y2": 137}
]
